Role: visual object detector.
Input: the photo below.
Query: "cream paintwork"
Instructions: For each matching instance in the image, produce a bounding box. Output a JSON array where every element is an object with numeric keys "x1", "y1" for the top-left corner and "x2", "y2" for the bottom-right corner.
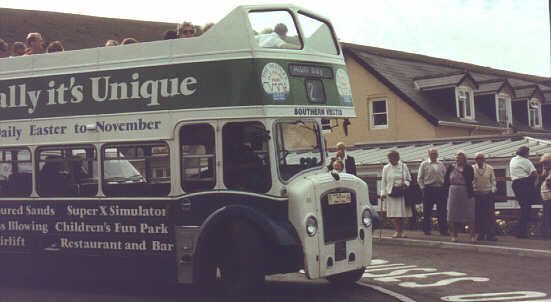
[{"x1": 286, "y1": 172, "x2": 372, "y2": 279}]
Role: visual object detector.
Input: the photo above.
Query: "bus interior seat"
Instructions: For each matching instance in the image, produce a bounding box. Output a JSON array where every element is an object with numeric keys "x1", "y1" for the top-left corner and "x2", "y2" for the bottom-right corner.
[{"x1": 6, "y1": 173, "x2": 32, "y2": 196}]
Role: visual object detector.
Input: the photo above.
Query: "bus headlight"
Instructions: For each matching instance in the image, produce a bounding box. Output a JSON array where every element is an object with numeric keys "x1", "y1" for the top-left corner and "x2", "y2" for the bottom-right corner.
[
  {"x1": 306, "y1": 216, "x2": 318, "y2": 237},
  {"x1": 362, "y1": 208, "x2": 372, "y2": 227}
]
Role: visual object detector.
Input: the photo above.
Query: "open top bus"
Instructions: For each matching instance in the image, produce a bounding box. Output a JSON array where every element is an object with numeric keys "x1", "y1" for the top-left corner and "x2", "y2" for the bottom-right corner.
[{"x1": 0, "y1": 4, "x2": 374, "y2": 298}]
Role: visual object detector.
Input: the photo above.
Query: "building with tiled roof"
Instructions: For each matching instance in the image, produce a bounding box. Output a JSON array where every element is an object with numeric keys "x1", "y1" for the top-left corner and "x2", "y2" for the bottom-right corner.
[{"x1": 324, "y1": 43, "x2": 551, "y2": 147}]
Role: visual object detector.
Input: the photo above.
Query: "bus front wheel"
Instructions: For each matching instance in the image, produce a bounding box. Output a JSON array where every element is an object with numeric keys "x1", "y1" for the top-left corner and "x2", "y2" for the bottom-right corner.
[
  {"x1": 220, "y1": 220, "x2": 265, "y2": 299},
  {"x1": 326, "y1": 268, "x2": 365, "y2": 286}
]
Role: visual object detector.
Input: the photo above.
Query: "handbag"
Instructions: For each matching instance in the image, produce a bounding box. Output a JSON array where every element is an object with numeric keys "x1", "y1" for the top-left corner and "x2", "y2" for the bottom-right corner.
[
  {"x1": 389, "y1": 186, "x2": 404, "y2": 197},
  {"x1": 388, "y1": 163, "x2": 406, "y2": 197}
]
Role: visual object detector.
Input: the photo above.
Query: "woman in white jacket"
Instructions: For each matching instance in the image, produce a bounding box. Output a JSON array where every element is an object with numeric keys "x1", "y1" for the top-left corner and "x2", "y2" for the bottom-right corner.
[{"x1": 381, "y1": 150, "x2": 413, "y2": 238}]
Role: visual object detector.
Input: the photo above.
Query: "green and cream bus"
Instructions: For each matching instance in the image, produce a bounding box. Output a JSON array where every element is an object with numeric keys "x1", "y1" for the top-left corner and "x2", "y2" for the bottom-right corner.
[{"x1": 0, "y1": 4, "x2": 374, "y2": 297}]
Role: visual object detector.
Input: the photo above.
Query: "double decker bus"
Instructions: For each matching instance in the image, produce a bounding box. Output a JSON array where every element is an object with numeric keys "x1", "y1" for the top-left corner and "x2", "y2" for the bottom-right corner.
[{"x1": 0, "y1": 4, "x2": 374, "y2": 297}]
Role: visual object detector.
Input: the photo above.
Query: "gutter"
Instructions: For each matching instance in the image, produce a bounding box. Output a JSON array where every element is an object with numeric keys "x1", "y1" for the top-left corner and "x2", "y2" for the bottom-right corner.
[{"x1": 438, "y1": 121, "x2": 505, "y2": 132}]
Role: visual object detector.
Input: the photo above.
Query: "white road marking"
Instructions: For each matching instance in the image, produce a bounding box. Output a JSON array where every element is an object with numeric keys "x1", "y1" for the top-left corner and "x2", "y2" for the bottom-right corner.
[
  {"x1": 358, "y1": 282, "x2": 417, "y2": 302},
  {"x1": 441, "y1": 291, "x2": 549, "y2": 301}
]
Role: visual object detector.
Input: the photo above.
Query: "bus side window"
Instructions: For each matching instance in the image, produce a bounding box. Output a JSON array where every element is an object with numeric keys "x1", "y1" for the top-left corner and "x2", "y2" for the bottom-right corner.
[
  {"x1": 37, "y1": 146, "x2": 97, "y2": 197},
  {"x1": 102, "y1": 143, "x2": 170, "y2": 197},
  {"x1": 222, "y1": 122, "x2": 271, "y2": 193},
  {"x1": 180, "y1": 124, "x2": 216, "y2": 193},
  {"x1": 0, "y1": 148, "x2": 32, "y2": 197}
]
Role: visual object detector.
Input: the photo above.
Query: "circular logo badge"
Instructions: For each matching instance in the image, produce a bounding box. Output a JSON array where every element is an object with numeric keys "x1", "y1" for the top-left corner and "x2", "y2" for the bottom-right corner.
[
  {"x1": 261, "y1": 63, "x2": 290, "y2": 101},
  {"x1": 336, "y1": 69, "x2": 353, "y2": 103}
]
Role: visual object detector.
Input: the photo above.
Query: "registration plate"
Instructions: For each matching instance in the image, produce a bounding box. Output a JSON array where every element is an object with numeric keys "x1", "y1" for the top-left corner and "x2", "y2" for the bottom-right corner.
[{"x1": 327, "y1": 192, "x2": 351, "y2": 205}]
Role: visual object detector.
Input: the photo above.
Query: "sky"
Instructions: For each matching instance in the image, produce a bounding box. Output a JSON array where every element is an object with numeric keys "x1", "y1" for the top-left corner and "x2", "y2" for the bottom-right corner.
[{"x1": 1, "y1": 0, "x2": 549, "y2": 77}]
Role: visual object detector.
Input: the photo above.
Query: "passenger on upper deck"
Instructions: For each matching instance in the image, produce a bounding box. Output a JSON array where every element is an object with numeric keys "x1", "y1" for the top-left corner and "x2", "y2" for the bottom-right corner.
[
  {"x1": 12, "y1": 42, "x2": 27, "y2": 56},
  {"x1": 179, "y1": 22, "x2": 195, "y2": 38},
  {"x1": 46, "y1": 41, "x2": 64, "y2": 53},
  {"x1": 0, "y1": 39, "x2": 7, "y2": 58},
  {"x1": 255, "y1": 23, "x2": 298, "y2": 49},
  {"x1": 121, "y1": 37, "x2": 138, "y2": 45},
  {"x1": 105, "y1": 40, "x2": 119, "y2": 46},
  {"x1": 164, "y1": 30, "x2": 178, "y2": 40},
  {"x1": 24, "y1": 32, "x2": 45, "y2": 55},
  {"x1": 193, "y1": 25, "x2": 203, "y2": 37}
]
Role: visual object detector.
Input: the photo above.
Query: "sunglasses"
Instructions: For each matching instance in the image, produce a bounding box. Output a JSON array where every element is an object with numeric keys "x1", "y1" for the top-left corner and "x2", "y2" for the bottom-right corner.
[{"x1": 181, "y1": 30, "x2": 195, "y2": 34}]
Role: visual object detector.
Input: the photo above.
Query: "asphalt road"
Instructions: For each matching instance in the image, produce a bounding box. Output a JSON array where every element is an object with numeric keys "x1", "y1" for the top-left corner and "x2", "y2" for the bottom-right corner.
[
  {"x1": 367, "y1": 243, "x2": 551, "y2": 302},
  {"x1": 0, "y1": 273, "x2": 399, "y2": 302}
]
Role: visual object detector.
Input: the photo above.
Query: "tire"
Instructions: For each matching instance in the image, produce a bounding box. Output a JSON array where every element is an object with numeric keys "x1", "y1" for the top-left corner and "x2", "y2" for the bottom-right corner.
[
  {"x1": 220, "y1": 220, "x2": 265, "y2": 299},
  {"x1": 327, "y1": 268, "x2": 365, "y2": 286}
]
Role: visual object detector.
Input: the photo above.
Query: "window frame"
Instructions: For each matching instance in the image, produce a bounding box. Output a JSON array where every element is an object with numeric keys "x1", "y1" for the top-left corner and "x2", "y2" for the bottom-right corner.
[
  {"x1": 369, "y1": 98, "x2": 388, "y2": 129},
  {"x1": 222, "y1": 121, "x2": 272, "y2": 193},
  {"x1": 455, "y1": 86, "x2": 475, "y2": 120},
  {"x1": 180, "y1": 123, "x2": 217, "y2": 193},
  {"x1": 101, "y1": 141, "x2": 170, "y2": 197},
  {"x1": 249, "y1": 9, "x2": 304, "y2": 51},
  {"x1": 528, "y1": 98, "x2": 542, "y2": 128},
  {"x1": 36, "y1": 145, "x2": 98, "y2": 197},
  {"x1": 495, "y1": 93, "x2": 512, "y2": 126},
  {"x1": 0, "y1": 147, "x2": 32, "y2": 197}
]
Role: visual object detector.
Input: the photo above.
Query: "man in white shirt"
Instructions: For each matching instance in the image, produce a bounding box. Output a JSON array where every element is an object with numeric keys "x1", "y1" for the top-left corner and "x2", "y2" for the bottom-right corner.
[
  {"x1": 509, "y1": 146, "x2": 538, "y2": 238},
  {"x1": 417, "y1": 149, "x2": 448, "y2": 235},
  {"x1": 255, "y1": 23, "x2": 298, "y2": 49}
]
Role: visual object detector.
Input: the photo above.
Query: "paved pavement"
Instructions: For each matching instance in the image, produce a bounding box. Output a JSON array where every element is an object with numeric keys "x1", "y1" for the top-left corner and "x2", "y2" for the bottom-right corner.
[{"x1": 374, "y1": 228, "x2": 551, "y2": 258}]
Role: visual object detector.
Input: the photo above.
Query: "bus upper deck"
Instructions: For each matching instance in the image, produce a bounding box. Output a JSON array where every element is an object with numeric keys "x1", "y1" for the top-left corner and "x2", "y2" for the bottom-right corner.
[{"x1": 0, "y1": 5, "x2": 355, "y2": 146}]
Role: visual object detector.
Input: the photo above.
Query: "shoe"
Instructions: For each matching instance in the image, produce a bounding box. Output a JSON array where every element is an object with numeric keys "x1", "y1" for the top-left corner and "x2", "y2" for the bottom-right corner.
[
  {"x1": 451, "y1": 237, "x2": 457, "y2": 242},
  {"x1": 400, "y1": 233, "x2": 407, "y2": 238},
  {"x1": 471, "y1": 236, "x2": 478, "y2": 244},
  {"x1": 392, "y1": 232, "x2": 400, "y2": 238}
]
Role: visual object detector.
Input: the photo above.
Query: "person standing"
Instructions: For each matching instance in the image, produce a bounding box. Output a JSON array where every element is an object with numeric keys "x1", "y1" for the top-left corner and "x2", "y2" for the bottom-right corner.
[
  {"x1": 446, "y1": 151, "x2": 476, "y2": 243},
  {"x1": 472, "y1": 152, "x2": 498, "y2": 241},
  {"x1": 417, "y1": 149, "x2": 448, "y2": 235},
  {"x1": 24, "y1": 33, "x2": 45, "y2": 55},
  {"x1": 328, "y1": 142, "x2": 356, "y2": 176},
  {"x1": 381, "y1": 150, "x2": 412, "y2": 238},
  {"x1": 510, "y1": 146, "x2": 538, "y2": 238},
  {"x1": 538, "y1": 153, "x2": 551, "y2": 248}
]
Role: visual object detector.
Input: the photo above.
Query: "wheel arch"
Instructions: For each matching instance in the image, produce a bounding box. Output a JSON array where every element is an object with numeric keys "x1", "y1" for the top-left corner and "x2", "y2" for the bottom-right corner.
[{"x1": 192, "y1": 204, "x2": 302, "y2": 283}]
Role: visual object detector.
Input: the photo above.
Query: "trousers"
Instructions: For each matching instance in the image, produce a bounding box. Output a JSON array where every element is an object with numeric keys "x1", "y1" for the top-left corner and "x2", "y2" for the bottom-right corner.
[{"x1": 422, "y1": 186, "x2": 448, "y2": 234}]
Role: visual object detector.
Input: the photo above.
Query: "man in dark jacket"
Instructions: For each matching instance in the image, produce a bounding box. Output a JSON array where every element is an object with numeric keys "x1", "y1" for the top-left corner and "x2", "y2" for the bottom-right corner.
[{"x1": 328, "y1": 142, "x2": 356, "y2": 175}]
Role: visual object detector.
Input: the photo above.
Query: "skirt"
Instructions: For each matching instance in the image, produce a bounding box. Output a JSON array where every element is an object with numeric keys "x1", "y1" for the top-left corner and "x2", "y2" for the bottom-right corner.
[
  {"x1": 447, "y1": 185, "x2": 475, "y2": 224},
  {"x1": 384, "y1": 195, "x2": 413, "y2": 218}
]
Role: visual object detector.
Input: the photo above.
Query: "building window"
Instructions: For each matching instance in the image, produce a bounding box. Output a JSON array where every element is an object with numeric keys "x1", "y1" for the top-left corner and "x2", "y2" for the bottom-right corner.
[
  {"x1": 528, "y1": 99, "x2": 542, "y2": 128},
  {"x1": 495, "y1": 94, "x2": 512, "y2": 126},
  {"x1": 456, "y1": 87, "x2": 475, "y2": 120},
  {"x1": 369, "y1": 98, "x2": 388, "y2": 129}
]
